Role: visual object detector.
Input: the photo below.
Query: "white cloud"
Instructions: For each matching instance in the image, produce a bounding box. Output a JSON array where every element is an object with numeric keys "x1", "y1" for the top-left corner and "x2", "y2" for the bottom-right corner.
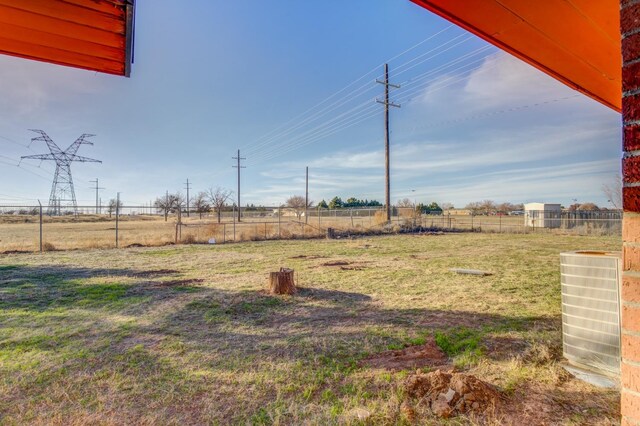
[
  {"x1": 0, "y1": 55, "x2": 105, "y2": 118},
  {"x1": 255, "y1": 52, "x2": 621, "y2": 206}
]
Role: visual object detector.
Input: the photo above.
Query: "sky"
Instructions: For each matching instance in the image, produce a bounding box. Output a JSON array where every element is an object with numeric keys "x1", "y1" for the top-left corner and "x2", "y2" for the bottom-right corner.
[{"x1": 0, "y1": 0, "x2": 622, "y2": 209}]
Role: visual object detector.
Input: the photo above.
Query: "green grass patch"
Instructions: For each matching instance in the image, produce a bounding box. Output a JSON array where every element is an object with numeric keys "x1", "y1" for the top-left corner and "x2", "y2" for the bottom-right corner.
[{"x1": 434, "y1": 327, "x2": 483, "y2": 367}]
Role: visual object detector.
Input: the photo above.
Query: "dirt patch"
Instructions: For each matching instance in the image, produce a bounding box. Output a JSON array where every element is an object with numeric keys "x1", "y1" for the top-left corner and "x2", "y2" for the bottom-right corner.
[
  {"x1": 321, "y1": 260, "x2": 370, "y2": 270},
  {"x1": 496, "y1": 381, "x2": 620, "y2": 426},
  {"x1": 289, "y1": 254, "x2": 327, "y2": 259},
  {"x1": 360, "y1": 337, "x2": 448, "y2": 370},
  {"x1": 1, "y1": 249, "x2": 32, "y2": 255},
  {"x1": 154, "y1": 278, "x2": 204, "y2": 287},
  {"x1": 405, "y1": 370, "x2": 503, "y2": 419},
  {"x1": 482, "y1": 336, "x2": 529, "y2": 361},
  {"x1": 418, "y1": 312, "x2": 493, "y2": 329},
  {"x1": 131, "y1": 269, "x2": 179, "y2": 278},
  {"x1": 322, "y1": 260, "x2": 351, "y2": 266}
]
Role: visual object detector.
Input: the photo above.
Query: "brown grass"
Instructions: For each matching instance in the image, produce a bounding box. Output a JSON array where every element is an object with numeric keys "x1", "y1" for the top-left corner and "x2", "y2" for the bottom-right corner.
[
  {"x1": 0, "y1": 233, "x2": 621, "y2": 424},
  {"x1": 0, "y1": 212, "x2": 619, "y2": 252}
]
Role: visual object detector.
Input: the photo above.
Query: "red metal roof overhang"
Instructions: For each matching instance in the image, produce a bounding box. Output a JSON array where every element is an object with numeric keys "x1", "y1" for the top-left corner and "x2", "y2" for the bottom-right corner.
[
  {"x1": 410, "y1": 0, "x2": 621, "y2": 112},
  {"x1": 0, "y1": 0, "x2": 134, "y2": 77}
]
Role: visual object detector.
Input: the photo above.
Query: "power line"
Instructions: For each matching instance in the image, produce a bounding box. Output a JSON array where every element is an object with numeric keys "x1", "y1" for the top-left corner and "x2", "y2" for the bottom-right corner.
[
  {"x1": 405, "y1": 94, "x2": 582, "y2": 135},
  {"x1": 241, "y1": 26, "x2": 466, "y2": 158},
  {"x1": 0, "y1": 156, "x2": 52, "y2": 181},
  {"x1": 247, "y1": 55, "x2": 498, "y2": 165},
  {"x1": 246, "y1": 52, "x2": 499, "y2": 165}
]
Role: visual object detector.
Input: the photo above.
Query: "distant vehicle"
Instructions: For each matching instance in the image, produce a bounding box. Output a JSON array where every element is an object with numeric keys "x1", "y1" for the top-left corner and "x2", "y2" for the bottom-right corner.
[{"x1": 510, "y1": 210, "x2": 524, "y2": 215}]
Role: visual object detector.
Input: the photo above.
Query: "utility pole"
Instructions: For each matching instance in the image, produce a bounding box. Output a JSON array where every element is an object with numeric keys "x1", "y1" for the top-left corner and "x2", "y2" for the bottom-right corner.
[
  {"x1": 165, "y1": 190, "x2": 169, "y2": 222},
  {"x1": 115, "y1": 192, "x2": 120, "y2": 248},
  {"x1": 376, "y1": 63, "x2": 401, "y2": 222},
  {"x1": 89, "y1": 178, "x2": 105, "y2": 214},
  {"x1": 232, "y1": 149, "x2": 245, "y2": 222},
  {"x1": 305, "y1": 166, "x2": 309, "y2": 224},
  {"x1": 184, "y1": 178, "x2": 191, "y2": 218}
]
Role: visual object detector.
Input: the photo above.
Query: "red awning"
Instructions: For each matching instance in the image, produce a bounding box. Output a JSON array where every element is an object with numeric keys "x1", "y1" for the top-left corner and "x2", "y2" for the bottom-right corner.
[
  {"x1": 411, "y1": 0, "x2": 621, "y2": 112},
  {"x1": 0, "y1": 0, "x2": 134, "y2": 77}
]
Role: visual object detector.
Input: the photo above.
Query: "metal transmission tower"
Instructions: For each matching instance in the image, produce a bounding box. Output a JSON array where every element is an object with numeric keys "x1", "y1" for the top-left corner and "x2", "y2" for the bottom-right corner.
[{"x1": 21, "y1": 130, "x2": 101, "y2": 215}]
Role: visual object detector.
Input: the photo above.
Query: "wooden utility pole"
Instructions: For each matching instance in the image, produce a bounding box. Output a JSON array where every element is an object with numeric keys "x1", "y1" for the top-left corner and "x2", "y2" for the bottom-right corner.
[
  {"x1": 305, "y1": 166, "x2": 309, "y2": 224},
  {"x1": 89, "y1": 178, "x2": 104, "y2": 214},
  {"x1": 232, "y1": 149, "x2": 245, "y2": 222},
  {"x1": 184, "y1": 178, "x2": 191, "y2": 217},
  {"x1": 115, "y1": 192, "x2": 120, "y2": 248},
  {"x1": 376, "y1": 64, "x2": 400, "y2": 222},
  {"x1": 165, "y1": 190, "x2": 169, "y2": 222}
]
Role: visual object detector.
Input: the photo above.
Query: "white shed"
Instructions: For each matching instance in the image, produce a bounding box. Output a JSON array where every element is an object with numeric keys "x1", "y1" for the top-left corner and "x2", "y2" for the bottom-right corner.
[{"x1": 524, "y1": 203, "x2": 562, "y2": 228}]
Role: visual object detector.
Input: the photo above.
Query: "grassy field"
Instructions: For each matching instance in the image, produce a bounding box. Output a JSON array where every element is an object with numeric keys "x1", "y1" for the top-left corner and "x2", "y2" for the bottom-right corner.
[
  {"x1": 0, "y1": 233, "x2": 621, "y2": 424},
  {"x1": 0, "y1": 211, "x2": 618, "y2": 252}
]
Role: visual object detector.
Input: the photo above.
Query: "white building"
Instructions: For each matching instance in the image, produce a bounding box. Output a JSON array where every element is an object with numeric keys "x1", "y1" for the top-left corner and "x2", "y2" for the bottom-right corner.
[{"x1": 524, "y1": 203, "x2": 562, "y2": 228}]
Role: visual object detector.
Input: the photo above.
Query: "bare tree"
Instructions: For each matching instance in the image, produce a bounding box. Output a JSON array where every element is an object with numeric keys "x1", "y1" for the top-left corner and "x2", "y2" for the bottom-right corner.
[
  {"x1": 154, "y1": 192, "x2": 185, "y2": 222},
  {"x1": 396, "y1": 198, "x2": 414, "y2": 208},
  {"x1": 286, "y1": 195, "x2": 312, "y2": 219},
  {"x1": 193, "y1": 191, "x2": 210, "y2": 219},
  {"x1": 441, "y1": 202, "x2": 454, "y2": 211},
  {"x1": 465, "y1": 201, "x2": 483, "y2": 215},
  {"x1": 577, "y1": 202, "x2": 600, "y2": 211},
  {"x1": 207, "y1": 187, "x2": 233, "y2": 223},
  {"x1": 602, "y1": 175, "x2": 622, "y2": 210},
  {"x1": 107, "y1": 198, "x2": 122, "y2": 218},
  {"x1": 464, "y1": 200, "x2": 497, "y2": 215},
  {"x1": 496, "y1": 202, "x2": 518, "y2": 214}
]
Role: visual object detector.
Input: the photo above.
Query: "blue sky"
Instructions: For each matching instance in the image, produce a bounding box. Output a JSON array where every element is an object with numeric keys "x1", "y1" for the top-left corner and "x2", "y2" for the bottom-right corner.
[{"x1": 0, "y1": 0, "x2": 621, "y2": 208}]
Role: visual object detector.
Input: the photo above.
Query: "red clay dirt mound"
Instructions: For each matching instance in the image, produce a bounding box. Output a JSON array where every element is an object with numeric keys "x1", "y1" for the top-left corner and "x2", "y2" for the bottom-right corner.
[
  {"x1": 360, "y1": 337, "x2": 448, "y2": 370},
  {"x1": 405, "y1": 370, "x2": 503, "y2": 419}
]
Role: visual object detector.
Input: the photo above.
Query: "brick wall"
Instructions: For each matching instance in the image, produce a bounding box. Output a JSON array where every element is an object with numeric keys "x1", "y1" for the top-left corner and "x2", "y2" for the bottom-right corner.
[{"x1": 622, "y1": 1, "x2": 640, "y2": 424}]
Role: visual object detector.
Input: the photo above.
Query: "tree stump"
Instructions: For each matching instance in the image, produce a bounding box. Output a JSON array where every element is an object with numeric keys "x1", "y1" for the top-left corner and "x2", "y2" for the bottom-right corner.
[{"x1": 268, "y1": 268, "x2": 296, "y2": 295}]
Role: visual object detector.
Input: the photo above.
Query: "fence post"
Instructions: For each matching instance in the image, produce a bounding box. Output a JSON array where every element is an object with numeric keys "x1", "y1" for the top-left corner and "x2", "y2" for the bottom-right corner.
[
  {"x1": 350, "y1": 209, "x2": 354, "y2": 228},
  {"x1": 115, "y1": 193, "x2": 120, "y2": 248},
  {"x1": 278, "y1": 206, "x2": 281, "y2": 238},
  {"x1": 233, "y1": 204, "x2": 236, "y2": 241},
  {"x1": 499, "y1": 214, "x2": 502, "y2": 233},
  {"x1": 265, "y1": 222, "x2": 267, "y2": 240},
  {"x1": 471, "y1": 213, "x2": 474, "y2": 231},
  {"x1": 223, "y1": 223, "x2": 226, "y2": 244},
  {"x1": 318, "y1": 206, "x2": 321, "y2": 229},
  {"x1": 38, "y1": 200, "x2": 42, "y2": 253}
]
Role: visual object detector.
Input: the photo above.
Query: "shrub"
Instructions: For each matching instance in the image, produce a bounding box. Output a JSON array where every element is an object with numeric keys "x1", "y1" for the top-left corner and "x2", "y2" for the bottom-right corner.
[
  {"x1": 373, "y1": 211, "x2": 387, "y2": 226},
  {"x1": 42, "y1": 242, "x2": 57, "y2": 252},
  {"x1": 181, "y1": 234, "x2": 197, "y2": 244}
]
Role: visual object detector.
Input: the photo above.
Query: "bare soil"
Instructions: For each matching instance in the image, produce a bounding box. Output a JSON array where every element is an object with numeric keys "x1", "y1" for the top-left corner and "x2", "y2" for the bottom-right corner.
[
  {"x1": 405, "y1": 370, "x2": 503, "y2": 419},
  {"x1": 360, "y1": 337, "x2": 448, "y2": 370}
]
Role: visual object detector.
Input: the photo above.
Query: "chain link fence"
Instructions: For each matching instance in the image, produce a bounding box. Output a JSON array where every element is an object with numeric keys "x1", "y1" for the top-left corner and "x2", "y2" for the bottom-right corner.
[{"x1": 0, "y1": 205, "x2": 622, "y2": 252}]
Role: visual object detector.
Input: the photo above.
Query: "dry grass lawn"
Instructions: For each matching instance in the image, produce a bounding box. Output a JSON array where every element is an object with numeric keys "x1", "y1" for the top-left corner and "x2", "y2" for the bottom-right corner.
[{"x1": 0, "y1": 233, "x2": 621, "y2": 424}]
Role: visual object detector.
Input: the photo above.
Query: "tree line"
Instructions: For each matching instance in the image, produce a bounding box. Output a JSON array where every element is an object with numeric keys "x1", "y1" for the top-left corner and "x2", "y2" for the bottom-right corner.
[
  {"x1": 316, "y1": 197, "x2": 383, "y2": 209},
  {"x1": 153, "y1": 187, "x2": 233, "y2": 222}
]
